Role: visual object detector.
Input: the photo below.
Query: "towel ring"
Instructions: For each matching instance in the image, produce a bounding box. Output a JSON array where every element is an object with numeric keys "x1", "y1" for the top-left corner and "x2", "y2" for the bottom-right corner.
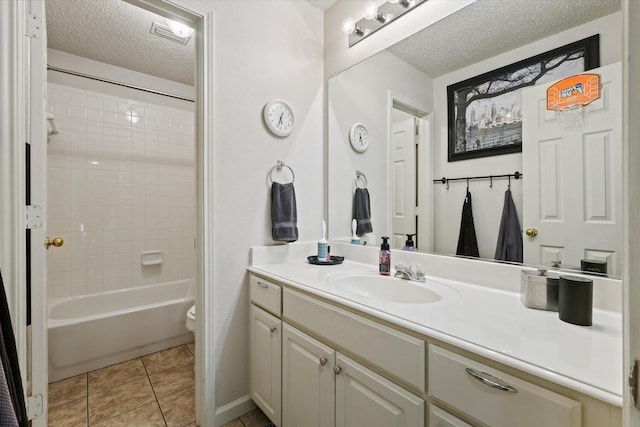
[
  {"x1": 355, "y1": 170, "x2": 368, "y2": 188},
  {"x1": 268, "y1": 160, "x2": 295, "y2": 185}
]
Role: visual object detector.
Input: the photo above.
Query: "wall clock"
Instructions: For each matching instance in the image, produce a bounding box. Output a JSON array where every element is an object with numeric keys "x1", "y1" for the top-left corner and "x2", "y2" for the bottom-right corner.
[
  {"x1": 264, "y1": 99, "x2": 295, "y2": 137},
  {"x1": 349, "y1": 122, "x2": 369, "y2": 152}
]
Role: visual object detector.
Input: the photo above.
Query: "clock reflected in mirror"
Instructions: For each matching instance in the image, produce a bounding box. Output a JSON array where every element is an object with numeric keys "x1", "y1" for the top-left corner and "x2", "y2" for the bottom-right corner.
[
  {"x1": 264, "y1": 98, "x2": 295, "y2": 137},
  {"x1": 350, "y1": 122, "x2": 369, "y2": 153}
]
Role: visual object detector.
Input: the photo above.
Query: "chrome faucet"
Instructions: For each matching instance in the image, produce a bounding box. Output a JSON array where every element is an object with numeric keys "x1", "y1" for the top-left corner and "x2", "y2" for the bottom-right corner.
[{"x1": 394, "y1": 262, "x2": 426, "y2": 282}]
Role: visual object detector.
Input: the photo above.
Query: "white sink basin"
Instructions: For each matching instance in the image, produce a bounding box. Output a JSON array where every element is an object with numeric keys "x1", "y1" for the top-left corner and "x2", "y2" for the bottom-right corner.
[{"x1": 327, "y1": 273, "x2": 442, "y2": 304}]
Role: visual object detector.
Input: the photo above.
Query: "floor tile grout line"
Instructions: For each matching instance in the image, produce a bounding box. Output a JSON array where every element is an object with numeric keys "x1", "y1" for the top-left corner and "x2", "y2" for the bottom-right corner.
[
  {"x1": 86, "y1": 373, "x2": 89, "y2": 427},
  {"x1": 146, "y1": 365, "x2": 169, "y2": 427}
]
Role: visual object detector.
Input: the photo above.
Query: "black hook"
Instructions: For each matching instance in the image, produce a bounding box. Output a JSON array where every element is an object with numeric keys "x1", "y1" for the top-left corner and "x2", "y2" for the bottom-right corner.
[
  {"x1": 508, "y1": 175, "x2": 511, "y2": 189},
  {"x1": 446, "y1": 179, "x2": 449, "y2": 190},
  {"x1": 466, "y1": 178, "x2": 470, "y2": 192},
  {"x1": 489, "y1": 175, "x2": 493, "y2": 188}
]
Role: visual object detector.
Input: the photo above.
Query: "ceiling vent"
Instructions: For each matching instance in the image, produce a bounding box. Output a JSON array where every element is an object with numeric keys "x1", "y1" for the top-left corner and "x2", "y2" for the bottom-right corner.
[{"x1": 150, "y1": 21, "x2": 192, "y2": 45}]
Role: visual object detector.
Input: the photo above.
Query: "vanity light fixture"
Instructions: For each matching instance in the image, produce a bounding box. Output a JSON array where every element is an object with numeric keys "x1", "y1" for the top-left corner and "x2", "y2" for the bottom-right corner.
[
  {"x1": 167, "y1": 19, "x2": 194, "y2": 38},
  {"x1": 342, "y1": 0, "x2": 426, "y2": 48}
]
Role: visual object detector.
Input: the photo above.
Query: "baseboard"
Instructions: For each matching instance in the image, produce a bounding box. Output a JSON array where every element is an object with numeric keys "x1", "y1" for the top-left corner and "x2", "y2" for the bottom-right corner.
[{"x1": 215, "y1": 395, "x2": 256, "y2": 426}]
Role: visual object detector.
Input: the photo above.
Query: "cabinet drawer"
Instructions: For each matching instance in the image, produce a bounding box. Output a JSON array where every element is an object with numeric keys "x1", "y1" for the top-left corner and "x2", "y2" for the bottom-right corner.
[
  {"x1": 428, "y1": 405, "x2": 472, "y2": 427},
  {"x1": 283, "y1": 288, "x2": 425, "y2": 392},
  {"x1": 250, "y1": 275, "x2": 282, "y2": 316},
  {"x1": 429, "y1": 345, "x2": 581, "y2": 427}
]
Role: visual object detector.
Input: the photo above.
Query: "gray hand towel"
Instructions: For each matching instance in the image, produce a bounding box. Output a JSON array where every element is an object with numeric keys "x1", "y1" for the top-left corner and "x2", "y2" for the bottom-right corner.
[
  {"x1": 494, "y1": 188, "x2": 523, "y2": 262},
  {"x1": 354, "y1": 188, "x2": 373, "y2": 236},
  {"x1": 271, "y1": 182, "x2": 298, "y2": 242}
]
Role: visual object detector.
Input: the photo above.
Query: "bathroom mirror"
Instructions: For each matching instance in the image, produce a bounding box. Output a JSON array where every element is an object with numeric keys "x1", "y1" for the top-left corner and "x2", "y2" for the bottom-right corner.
[{"x1": 328, "y1": 0, "x2": 623, "y2": 277}]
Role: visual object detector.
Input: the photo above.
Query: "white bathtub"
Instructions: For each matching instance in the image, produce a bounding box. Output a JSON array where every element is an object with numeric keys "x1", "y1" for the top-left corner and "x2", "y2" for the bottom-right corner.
[{"x1": 48, "y1": 279, "x2": 195, "y2": 382}]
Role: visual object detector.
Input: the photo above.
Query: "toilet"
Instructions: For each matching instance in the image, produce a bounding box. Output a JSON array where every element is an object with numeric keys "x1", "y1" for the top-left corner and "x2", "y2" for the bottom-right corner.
[{"x1": 186, "y1": 304, "x2": 196, "y2": 332}]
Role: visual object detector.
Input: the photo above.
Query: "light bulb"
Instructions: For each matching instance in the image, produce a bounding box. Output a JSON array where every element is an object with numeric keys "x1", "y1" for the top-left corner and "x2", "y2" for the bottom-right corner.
[
  {"x1": 167, "y1": 19, "x2": 194, "y2": 38},
  {"x1": 341, "y1": 17, "x2": 356, "y2": 35},
  {"x1": 363, "y1": 2, "x2": 378, "y2": 20}
]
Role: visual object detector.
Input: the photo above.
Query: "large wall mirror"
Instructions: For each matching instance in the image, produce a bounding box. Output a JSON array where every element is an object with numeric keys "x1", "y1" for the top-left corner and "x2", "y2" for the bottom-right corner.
[{"x1": 328, "y1": 0, "x2": 623, "y2": 277}]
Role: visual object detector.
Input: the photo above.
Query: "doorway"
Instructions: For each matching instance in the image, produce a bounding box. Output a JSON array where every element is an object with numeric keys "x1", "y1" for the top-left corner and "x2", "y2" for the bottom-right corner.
[
  {"x1": 389, "y1": 97, "x2": 432, "y2": 252},
  {"x1": 25, "y1": 0, "x2": 214, "y2": 426}
]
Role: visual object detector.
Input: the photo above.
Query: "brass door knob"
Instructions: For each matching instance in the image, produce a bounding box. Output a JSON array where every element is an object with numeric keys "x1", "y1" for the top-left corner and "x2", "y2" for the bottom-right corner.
[
  {"x1": 45, "y1": 237, "x2": 64, "y2": 249},
  {"x1": 525, "y1": 228, "x2": 538, "y2": 237}
]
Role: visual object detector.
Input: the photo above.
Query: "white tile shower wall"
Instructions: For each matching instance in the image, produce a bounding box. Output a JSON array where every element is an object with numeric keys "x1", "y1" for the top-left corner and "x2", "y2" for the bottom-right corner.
[{"x1": 46, "y1": 83, "x2": 195, "y2": 300}]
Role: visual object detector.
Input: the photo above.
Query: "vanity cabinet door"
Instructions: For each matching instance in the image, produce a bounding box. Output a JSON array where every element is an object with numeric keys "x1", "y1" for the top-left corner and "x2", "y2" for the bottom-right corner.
[
  {"x1": 250, "y1": 305, "x2": 281, "y2": 426},
  {"x1": 335, "y1": 353, "x2": 424, "y2": 427},
  {"x1": 282, "y1": 323, "x2": 335, "y2": 427}
]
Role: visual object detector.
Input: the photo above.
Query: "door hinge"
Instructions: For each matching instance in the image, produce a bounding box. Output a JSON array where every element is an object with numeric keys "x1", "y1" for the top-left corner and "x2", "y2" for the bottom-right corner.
[
  {"x1": 25, "y1": 205, "x2": 43, "y2": 229},
  {"x1": 27, "y1": 394, "x2": 43, "y2": 420},
  {"x1": 26, "y1": 13, "x2": 42, "y2": 39},
  {"x1": 630, "y1": 359, "x2": 640, "y2": 410}
]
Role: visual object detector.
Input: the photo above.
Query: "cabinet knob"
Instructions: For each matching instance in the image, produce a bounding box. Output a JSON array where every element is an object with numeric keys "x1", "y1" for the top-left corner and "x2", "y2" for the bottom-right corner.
[
  {"x1": 269, "y1": 326, "x2": 277, "y2": 333},
  {"x1": 333, "y1": 366, "x2": 342, "y2": 375},
  {"x1": 319, "y1": 356, "x2": 327, "y2": 366}
]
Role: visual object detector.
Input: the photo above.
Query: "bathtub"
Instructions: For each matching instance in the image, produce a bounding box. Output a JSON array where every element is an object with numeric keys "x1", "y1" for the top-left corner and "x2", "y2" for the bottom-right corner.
[{"x1": 48, "y1": 279, "x2": 195, "y2": 382}]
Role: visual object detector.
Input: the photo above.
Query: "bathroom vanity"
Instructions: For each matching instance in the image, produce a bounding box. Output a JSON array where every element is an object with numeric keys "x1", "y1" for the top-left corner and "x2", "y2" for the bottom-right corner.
[{"x1": 248, "y1": 243, "x2": 622, "y2": 427}]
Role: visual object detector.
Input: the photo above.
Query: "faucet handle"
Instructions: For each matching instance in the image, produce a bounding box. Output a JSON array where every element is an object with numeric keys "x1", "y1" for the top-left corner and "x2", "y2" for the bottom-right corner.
[
  {"x1": 414, "y1": 264, "x2": 426, "y2": 279},
  {"x1": 395, "y1": 262, "x2": 407, "y2": 271}
]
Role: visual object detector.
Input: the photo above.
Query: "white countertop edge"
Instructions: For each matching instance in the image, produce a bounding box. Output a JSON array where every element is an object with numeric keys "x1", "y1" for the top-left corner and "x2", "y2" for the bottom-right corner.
[{"x1": 247, "y1": 265, "x2": 623, "y2": 407}]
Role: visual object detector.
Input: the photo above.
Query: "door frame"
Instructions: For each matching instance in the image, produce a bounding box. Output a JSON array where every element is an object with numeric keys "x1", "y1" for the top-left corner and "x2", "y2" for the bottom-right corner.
[
  {"x1": 387, "y1": 92, "x2": 433, "y2": 253},
  {"x1": 3, "y1": 0, "x2": 216, "y2": 426},
  {"x1": 624, "y1": 0, "x2": 639, "y2": 425}
]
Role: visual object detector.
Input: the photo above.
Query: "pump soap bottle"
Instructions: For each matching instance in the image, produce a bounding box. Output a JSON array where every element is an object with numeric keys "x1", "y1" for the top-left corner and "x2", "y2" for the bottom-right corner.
[
  {"x1": 379, "y1": 237, "x2": 391, "y2": 275},
  {"x1": 403, "y1": 234, "x2": 417, "y2": 251}
]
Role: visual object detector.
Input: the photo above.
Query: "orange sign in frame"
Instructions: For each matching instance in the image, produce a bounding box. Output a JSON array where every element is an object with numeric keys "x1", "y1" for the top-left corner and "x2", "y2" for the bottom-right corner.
[{"x1": 547, "y1": 73, "x2": 601, "y2": 111}]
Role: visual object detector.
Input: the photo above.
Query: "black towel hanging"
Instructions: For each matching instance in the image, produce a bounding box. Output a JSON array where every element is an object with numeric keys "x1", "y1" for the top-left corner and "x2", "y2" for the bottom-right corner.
[{"x1": 456, "y1": 188, "x2": 479, "y2": 258}]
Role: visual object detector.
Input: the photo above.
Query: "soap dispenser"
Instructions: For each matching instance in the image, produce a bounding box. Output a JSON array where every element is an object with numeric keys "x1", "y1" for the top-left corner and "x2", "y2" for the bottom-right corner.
[
  {"x1": 402, "y1": 234, "x2": 417, "y2": 251},
  {"x1": 379, "y1": 236, "x2": 391, "y2": 275}
]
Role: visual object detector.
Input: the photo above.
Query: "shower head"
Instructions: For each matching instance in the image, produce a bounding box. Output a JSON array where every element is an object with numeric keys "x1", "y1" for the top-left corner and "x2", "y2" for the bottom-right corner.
[{"x1": 47, "y1": 113, "x2": 58, "y2": 136}]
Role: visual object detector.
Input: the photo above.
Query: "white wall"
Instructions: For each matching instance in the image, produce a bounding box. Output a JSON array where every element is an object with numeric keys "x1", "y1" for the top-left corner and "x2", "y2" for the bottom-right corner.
[
  {"x1": 46, "y1": 51, "x2": 196, "y2": 301},
  {"x1": 431, "y1": 12, "x2": 623, "y2": 257},
  {"x1": 200, "y1": 0, "x2": 325, "y2": 411},
  {"x1": 328, "y1": 50, "x2": 432, "y2": 240}
]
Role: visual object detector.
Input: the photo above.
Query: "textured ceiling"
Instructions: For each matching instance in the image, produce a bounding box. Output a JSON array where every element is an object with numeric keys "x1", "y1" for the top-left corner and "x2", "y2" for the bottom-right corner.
[
  {"x1": 46, "y1": 0, "x2": 195, "y2": 85},
  {"x1": 46, "y1": 0, "x2": 621, "y2": 87},
  {"x1": 388, "y1": 0, "x2": 622, "y2": 78}
]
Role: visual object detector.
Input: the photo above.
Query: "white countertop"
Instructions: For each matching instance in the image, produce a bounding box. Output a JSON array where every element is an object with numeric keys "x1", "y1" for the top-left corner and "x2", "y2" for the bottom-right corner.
[{"x1": 249, "y1": 254, "x2": 622, "y2": 407}]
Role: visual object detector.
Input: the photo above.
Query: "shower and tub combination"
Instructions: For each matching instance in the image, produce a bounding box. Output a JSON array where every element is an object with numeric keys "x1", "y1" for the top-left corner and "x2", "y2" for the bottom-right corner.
[
  {"x1": 48, "y1": 279, "x2": 194, "y2": 381},
  {"x1": 46, "y1": 74, "x2": 197, "y2": 381}
]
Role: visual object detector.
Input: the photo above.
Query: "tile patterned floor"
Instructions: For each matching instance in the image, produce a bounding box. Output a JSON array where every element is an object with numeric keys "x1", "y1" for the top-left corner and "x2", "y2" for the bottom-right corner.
[
  {"x1": 221, "y1": 408, "x2": 274, "y2": 427},
  {"x1": 48, "y1": 343, "x2": 196, "y2": 427}
]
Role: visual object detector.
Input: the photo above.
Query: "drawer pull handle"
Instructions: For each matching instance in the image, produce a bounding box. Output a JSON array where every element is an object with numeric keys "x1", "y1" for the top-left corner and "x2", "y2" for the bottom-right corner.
[
  {"x1": 465, "y1": 368, "x2": 517, "y2": 393},
  {"x1": 334, "y1": 366, "x2": 342, "y2": 375},
  {"x1": 257, "y1": 281, "x2": 269, "y2": 289},
  {"x1": 319, "y1": 356, "x2": 327, "y2": 366},
  {"x1": 269, "y1": 326, "x2": 277, "y2": 333}
]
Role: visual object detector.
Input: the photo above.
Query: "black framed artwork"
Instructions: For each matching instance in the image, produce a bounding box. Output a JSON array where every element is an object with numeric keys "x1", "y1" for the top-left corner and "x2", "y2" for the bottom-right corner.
[{"x1": 447, "y1": 35, "x2": 600, "y2": 162}]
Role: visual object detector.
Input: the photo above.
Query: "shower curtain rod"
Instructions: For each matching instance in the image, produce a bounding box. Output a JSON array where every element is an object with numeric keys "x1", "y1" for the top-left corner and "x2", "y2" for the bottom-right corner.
[{"x1": 47, "y1": 65, "x2": 195, "y2": 103}]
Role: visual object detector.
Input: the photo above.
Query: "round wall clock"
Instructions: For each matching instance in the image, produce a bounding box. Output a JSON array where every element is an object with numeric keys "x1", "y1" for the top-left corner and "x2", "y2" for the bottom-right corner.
[
  {"x1": 349, "y1": 122, "x2": 369, "y2": 152},
  {"x1": 263, "y1": 99, "x2": 295, "y2": 137}
]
